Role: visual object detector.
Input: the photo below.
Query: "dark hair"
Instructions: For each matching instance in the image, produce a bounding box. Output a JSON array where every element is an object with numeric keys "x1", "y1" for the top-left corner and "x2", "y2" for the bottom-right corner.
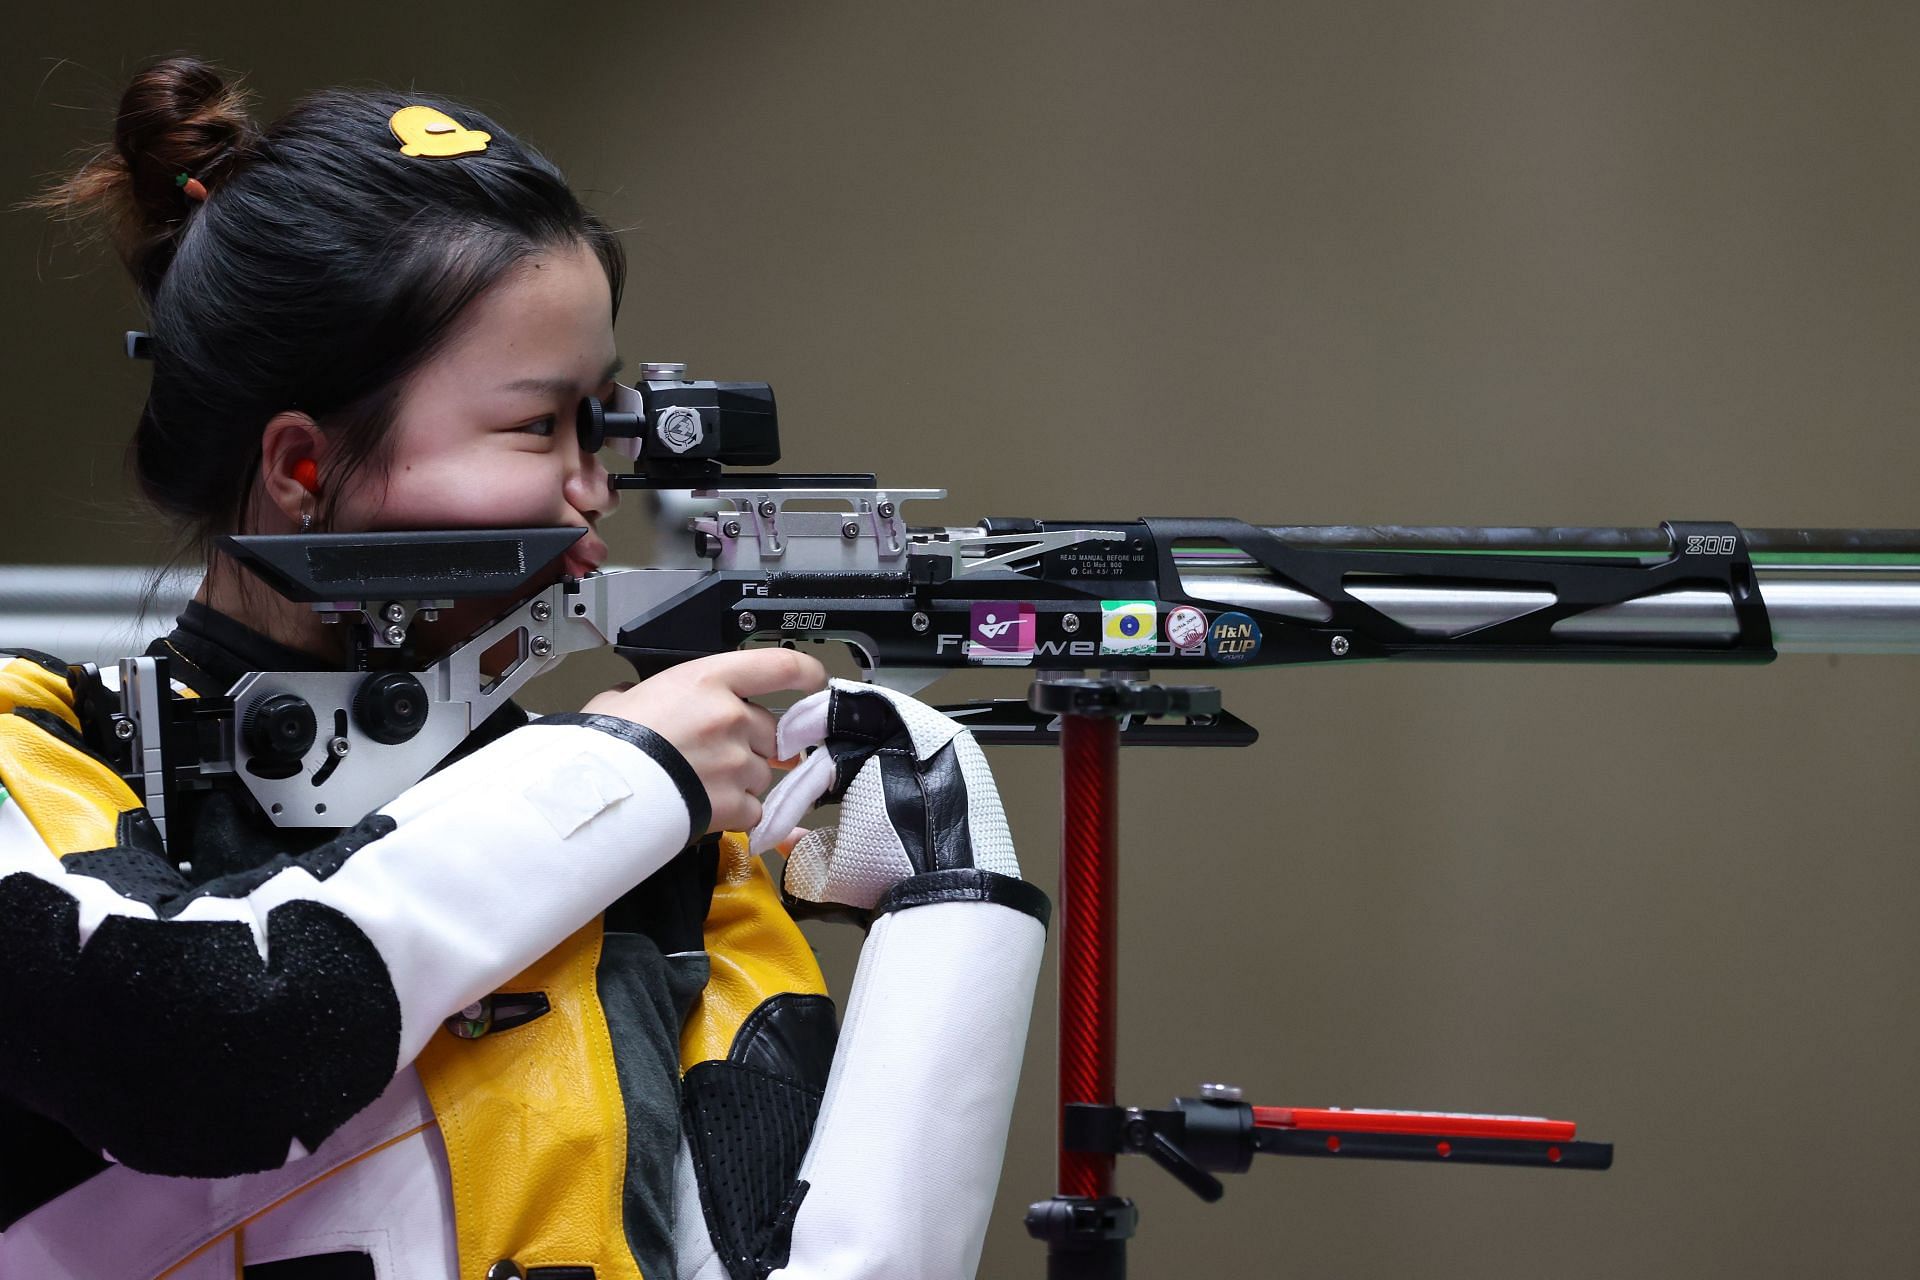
[{"x1": 32, "y1": 55, "x2": 626, "y2": 550}]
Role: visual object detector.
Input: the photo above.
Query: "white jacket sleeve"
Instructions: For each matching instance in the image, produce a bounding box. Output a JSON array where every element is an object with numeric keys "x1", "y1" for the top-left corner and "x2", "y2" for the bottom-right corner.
[
  {"x1": 674, "y1": 887, "x2": 1046, "y2": 1280},
  {"x1": 778, "y1": 890, "x2": 1045, "y2": 1279}
]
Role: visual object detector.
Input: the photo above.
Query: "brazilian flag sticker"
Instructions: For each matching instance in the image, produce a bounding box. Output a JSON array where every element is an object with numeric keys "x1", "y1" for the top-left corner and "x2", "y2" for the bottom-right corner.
[{"x1": 1100, "y1": 600, "x2": 1157, "y2": 655}]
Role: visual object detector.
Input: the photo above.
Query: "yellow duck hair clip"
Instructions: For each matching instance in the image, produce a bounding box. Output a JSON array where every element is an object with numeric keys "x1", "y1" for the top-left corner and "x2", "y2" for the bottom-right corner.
[{"x1": 388, "y1": 105, "x2": 491, "y2": 158}]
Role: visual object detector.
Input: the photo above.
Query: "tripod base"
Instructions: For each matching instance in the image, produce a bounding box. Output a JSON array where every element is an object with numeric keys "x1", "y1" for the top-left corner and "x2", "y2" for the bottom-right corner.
[{"x1": 1025, "y1": 1196, "x2": 1139, "y2": 1280}]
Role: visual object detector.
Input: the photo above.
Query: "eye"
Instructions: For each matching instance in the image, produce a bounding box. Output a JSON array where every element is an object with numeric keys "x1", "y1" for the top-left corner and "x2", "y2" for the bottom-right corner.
[{"x1": 516, "y1": 415, "x2": 557, "y2": 438}]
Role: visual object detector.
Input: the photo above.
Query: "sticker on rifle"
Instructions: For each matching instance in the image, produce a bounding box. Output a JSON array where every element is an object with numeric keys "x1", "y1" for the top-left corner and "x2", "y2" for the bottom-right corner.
[
  {"x1": 967, "y1": 601, "x2": 1036, "y2": 663},
  {"x1": 655, "y1": 406, "x2": 704, "y2": 454},
  {"x1": 1100, "y1": 600, "x2": 1156, "y2": 655},
  {"x1": 1164, "y1": 605, "x2": 1208, "y2": 653},
  {"x1": 1206, "y1": 612, "x2": 1261, "y2": 664}
]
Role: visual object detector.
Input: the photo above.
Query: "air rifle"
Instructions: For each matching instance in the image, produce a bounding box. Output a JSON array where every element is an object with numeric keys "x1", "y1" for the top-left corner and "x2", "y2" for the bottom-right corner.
[
  {"x1": 166, "y1": 362, "x2": 1920, "y2": 780},
  {"x1": 93, "y1": 360, "x2": 1920, "y2": 1272}
]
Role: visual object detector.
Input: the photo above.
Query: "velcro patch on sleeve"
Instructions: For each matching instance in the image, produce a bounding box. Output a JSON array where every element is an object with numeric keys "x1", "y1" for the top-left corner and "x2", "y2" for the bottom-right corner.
[{"x1": 523, "y1": 750, "x2": 635, "y2": 839}]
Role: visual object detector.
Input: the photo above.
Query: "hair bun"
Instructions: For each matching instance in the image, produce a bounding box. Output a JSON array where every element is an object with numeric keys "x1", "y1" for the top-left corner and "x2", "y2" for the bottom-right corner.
[
  {"x1": 118, "y1": 57, "x2": 255, "y2": 192},
  {"x1": 32, "y1": 55, "x2": 261, "y2": 297},
  {"x1": 116, "y1": 57, "x2": 261, "y2": 287}
]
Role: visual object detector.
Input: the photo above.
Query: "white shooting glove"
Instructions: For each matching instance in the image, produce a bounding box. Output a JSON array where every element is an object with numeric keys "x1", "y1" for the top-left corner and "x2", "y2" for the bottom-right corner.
[{"x1": 749, "y1": 678, "x2": 1020, "y2": 913}]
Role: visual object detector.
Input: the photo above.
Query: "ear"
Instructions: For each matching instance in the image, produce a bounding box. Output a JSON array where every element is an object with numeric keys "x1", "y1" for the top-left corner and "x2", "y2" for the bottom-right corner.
[{"x1": 259, "y1": 411, "x2": 325, "y2": 525}]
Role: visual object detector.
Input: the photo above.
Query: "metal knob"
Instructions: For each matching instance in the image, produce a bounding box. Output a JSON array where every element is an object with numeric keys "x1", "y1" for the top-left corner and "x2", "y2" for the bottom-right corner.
[
  {"x1": 243, "y1": 694, "x2": 317, "y2": 765},
  {"x1": 353, "y1": 672, "x2": 429, "y2": 745}
]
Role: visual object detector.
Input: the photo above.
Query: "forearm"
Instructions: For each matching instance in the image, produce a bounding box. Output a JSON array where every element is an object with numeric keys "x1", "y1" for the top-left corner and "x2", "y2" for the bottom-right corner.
[{"x1": 776, "y1": 885, "x2": 1045, "y2": 1279}]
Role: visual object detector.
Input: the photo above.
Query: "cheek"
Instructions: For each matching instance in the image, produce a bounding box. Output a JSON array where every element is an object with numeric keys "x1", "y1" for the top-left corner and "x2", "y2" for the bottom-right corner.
[{"x1": 336, "y1": 452, "x2": 564, "y2": 531}]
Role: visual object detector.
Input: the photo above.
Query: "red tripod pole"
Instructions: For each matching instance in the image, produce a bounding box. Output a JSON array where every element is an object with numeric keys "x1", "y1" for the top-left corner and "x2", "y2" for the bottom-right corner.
[
  {"x1": 1030, "y1": 676, "x2": 1217, "y2": 1274},
  {"x1": 1057, "y1": 711, "x2": 1121, "y2": 1200}
]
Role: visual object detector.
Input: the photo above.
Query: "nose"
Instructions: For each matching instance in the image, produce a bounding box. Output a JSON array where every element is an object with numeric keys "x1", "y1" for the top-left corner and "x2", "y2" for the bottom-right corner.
[{"x1": 565, "y1": 436, "x2": 619, "y2": 522}]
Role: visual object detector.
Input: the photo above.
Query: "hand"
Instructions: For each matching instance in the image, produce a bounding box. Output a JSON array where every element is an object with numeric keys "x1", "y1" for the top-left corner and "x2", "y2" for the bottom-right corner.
[
  {"x1": 582, "y1": 649, "x2": 828, "y2": 834},
  {"x1": 749, "y1": 678, "x2": 1019, "y2": 912}
]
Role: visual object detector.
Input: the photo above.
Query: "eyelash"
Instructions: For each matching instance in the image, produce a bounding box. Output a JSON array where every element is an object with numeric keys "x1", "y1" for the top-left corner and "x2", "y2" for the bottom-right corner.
[{"x1": 515, "y1": 385, "x2": 613, "y2": 442}]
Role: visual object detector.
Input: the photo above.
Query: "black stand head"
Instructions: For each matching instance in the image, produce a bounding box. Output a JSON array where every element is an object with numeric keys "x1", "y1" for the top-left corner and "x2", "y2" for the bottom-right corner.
[{"x1": 1025, "y1": 1196, "x2": 1138, "y2": 1280}]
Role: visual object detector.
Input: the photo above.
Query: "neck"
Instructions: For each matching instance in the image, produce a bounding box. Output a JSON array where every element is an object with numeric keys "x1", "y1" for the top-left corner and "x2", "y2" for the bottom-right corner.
[{"x1": 195, "y1": 554, "x2": 350, "y2": 666}]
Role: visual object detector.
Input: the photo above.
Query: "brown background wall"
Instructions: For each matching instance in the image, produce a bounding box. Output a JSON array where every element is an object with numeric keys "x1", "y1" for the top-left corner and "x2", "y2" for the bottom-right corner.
[{"x1": 6, "y1": 3, "x2": 1920, "y2": 1275}]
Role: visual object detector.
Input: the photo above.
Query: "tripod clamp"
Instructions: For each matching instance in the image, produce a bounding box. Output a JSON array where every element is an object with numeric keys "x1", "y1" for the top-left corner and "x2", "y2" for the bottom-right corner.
[
  {"x1": 1026, "y1": 674, "x2": 1223, "y2": 725},
  {"x1": 1061, "y1": 1099, "x2": 1234, "y2": 1203}
]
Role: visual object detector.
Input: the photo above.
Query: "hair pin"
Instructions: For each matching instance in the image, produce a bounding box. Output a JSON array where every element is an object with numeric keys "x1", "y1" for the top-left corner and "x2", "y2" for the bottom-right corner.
[
  {"x1": 389, "y1": 105, "x2": 491, "y2": 159},
  {"x1": 174, "y1": 172, "x2": 208, "y2": 203}
]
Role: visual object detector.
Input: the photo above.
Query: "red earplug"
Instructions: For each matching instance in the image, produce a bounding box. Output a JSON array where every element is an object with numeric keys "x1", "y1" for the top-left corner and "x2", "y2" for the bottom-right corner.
[{"x1": 292, "y1": 458, "x2": 320, "y2": 496}]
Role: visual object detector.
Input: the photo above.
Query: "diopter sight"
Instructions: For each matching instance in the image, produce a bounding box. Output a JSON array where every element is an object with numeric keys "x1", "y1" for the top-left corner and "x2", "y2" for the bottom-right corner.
[{"x1": 579, "y1": 361, "x2": 780, "y2": 488}]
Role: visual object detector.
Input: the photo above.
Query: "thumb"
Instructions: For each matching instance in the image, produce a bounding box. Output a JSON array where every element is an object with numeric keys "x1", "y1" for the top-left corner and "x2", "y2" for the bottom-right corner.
[{"x1": 748, "y1": 748, "x2": 836, "y2": 855}]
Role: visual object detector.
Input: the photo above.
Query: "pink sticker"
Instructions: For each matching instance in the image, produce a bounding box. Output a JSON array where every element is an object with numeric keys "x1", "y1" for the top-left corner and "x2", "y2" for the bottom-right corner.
[
  {"x1": 968, "y1": 602, "x2": 1037, "y2": 662},
  {"x1": 1165, "y1": 605, "x2": 1208, "y2": 653}
]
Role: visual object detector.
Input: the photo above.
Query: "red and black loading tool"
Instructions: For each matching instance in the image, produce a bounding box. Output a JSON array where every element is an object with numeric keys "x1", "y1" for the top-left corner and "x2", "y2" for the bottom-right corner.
[
  {"x1": 1061, "y1": 1093, "x2": 1611, "y2": 1203},
  {"x1": 1249, "y1": 1103, "x2": 1612, "y2": 1170}
]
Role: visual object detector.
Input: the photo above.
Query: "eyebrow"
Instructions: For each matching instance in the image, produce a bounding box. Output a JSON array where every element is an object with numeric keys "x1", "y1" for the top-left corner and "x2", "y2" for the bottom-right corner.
[{"x1": 497, "y1": 355, "x2": 625, "y2": 396}]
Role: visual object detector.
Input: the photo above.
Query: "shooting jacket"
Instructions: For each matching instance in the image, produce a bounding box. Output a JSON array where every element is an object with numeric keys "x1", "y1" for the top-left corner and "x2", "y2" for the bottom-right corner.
[{"x1": 0, "y1": 606, "x2": 1047, "y2": 1280}]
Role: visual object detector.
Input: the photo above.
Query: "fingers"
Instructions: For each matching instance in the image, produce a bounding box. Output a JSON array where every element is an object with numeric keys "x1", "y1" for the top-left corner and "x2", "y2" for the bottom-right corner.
[
  {"x1": 773, "y1": 686, "x2": 833, "y2": 759},
  {"x1": 714, "y1": 794, "x2": 763, "y2": 836},
  {"x1": 748, "y1": 750, "x2": 837, "y2": 854},
  {"x1": 707, "y1": 737, "x2": 773, "y2": 834},
  {"x1": 581, "y1": 650, "x2": 830, "y2": 838},
  {"x1": 744, "y1": 701, "x2": 779, "y2": 761},
  {"x1": 695, "y1": 647, "x2": 829, "y2": 700},
  {"x1": 744, "y1": 751, "x2": 774, "y2": 798}
]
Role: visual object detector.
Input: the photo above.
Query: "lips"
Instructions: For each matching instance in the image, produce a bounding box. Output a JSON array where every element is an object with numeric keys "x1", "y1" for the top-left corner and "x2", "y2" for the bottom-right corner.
[{"x1": 562, "y1": 531, "x2": 608, "y2": 579}]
